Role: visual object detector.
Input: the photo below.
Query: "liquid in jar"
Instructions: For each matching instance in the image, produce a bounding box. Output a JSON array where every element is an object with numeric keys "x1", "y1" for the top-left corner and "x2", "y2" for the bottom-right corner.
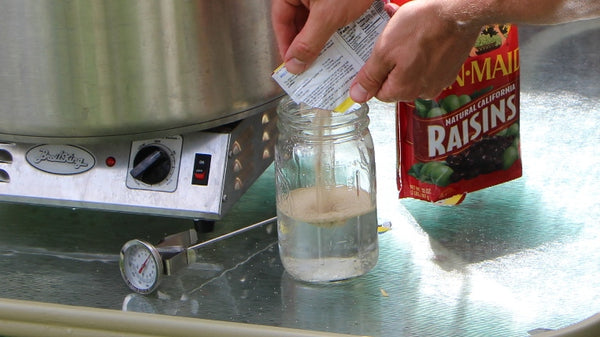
[{"x1": 275, "y1": 96, "x2": 378, "y2": 282}]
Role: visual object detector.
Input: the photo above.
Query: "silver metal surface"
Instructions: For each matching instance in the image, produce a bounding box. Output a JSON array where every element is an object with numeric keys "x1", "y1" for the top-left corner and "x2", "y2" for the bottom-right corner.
[
  {"x1": 0, "y1": 0, "x2": 282, "y2": 142},
  {"x1": 156, "y1": 229, "x2": 197, "y2": 276},
  {"x1": 0, "y1": 106, "x2": 277, "y2": 219}
]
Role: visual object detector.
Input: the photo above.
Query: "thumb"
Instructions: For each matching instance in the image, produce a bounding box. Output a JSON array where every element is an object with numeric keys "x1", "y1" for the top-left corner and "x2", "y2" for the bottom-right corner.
[
  {"x1": 350, "y1": 57, "x2": 391, "y2": 103},
  {"x1": 284, "y1": 14, "x2": 339, "y2": 74}
]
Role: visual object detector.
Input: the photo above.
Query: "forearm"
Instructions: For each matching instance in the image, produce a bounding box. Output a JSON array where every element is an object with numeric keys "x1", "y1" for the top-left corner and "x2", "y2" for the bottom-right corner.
[
  {"x1": 441, "y1": 0, "x2": 600, "y2": 27},
  {"x1": 352, "y1": 0, "x2": 599, "y2": 103}
]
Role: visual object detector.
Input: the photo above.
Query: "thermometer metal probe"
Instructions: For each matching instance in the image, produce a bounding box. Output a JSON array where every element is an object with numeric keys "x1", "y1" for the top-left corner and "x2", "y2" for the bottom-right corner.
[{"x1": 119, "y1": 216, "x2": 277, "y2": 294}]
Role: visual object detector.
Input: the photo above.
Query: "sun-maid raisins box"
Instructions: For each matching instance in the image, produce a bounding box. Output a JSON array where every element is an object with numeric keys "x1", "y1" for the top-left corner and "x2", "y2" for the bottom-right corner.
[{"x1": 396, "y1": 24, "x2": 521, "y2": 204}]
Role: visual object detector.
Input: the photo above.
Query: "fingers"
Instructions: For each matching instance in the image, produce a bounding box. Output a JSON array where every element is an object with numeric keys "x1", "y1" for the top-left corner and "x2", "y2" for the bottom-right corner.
[
  {"x1": 350, "y1": 1, "x2": 422, "y2": 103},
  {"x1": 349, "y1": 33, "x2": 424, "y2": 103},
  {"x1": 284, "y1": 3, "x2": 347, "y2": 74},
  {"x1": 351, "y1": 50, "x2": 447, "y2": 103},
  {"x1": 277, "y1": 0, "x2": 374, "y2": 74},
  {"x1": 383, "y1": 3, "x2": 400, "y2": 16},
  {"x1": 271, "y1": 0, "x2": 308, "y2": 61},
  {"x1": 349, "y1": 56, "x2": 391, "y2": 103},
  {"x1": 349, "y1": 0, "x2": 474, "y2": 103},
  {"x1": 282, "y1": 11, "x2": 340, "y2": 74}
]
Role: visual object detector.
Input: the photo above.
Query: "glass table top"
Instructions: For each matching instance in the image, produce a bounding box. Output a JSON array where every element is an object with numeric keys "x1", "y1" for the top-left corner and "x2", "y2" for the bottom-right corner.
[{"x1": 1, "y1": 19, "x2": 599, "y2": 337}]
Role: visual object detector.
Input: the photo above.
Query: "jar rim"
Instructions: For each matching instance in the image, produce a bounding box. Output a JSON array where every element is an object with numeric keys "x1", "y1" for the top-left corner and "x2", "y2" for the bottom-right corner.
[
  {"x1": 276, "y1": 96, "x2": 369, "y2": 126},
  {"x1": 276, "y1": 96, "x2": 370, "y2": 140},
  {"x1": 278, "y1": 95, "x2": 366, "y2": 112}
]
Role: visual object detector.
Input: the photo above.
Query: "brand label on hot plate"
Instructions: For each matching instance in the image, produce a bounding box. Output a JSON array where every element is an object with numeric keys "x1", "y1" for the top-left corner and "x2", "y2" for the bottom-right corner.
[{"x1": 25, "y1": 144, "x2": 95, "y2": 175}]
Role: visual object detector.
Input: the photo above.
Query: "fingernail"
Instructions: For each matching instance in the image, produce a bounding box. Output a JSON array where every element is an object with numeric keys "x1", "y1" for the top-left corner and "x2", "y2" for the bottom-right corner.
[
  {"x1": 350, "y1": 83, "x2": 369, "y2": 103},
  {"x1": 285, "y1": 58, "x2": 307, "y2": 74}
]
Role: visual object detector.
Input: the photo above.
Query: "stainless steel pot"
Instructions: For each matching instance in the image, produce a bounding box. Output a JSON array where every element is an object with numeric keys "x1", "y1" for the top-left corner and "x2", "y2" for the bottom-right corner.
[{"x1": 0, "y1": 0, "x2": 282, "y2": 142}]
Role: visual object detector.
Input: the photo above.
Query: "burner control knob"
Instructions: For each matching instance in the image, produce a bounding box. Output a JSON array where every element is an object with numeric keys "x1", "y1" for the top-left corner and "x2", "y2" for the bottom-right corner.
[{"x1": 130, "y1": 145, "x2": 172, "y2": 185}]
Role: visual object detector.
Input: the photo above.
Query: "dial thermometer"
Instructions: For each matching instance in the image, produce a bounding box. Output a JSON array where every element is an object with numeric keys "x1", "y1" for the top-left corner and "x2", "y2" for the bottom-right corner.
[
  {"x1": 120, "y1": 239, "x2": 164, "y2": 294},
  {"x1": 119, "y1": 217, "x2": 277, "y2": 294}
]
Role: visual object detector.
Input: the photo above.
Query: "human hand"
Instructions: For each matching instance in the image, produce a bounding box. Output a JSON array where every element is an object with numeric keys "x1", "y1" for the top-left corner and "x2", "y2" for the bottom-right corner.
[
  {"x1": 349, "y1": 1, "x2": 482, "y2": 102},
  {"x1": 271, "y1": 0, "x2": 374, "y2": 74}
]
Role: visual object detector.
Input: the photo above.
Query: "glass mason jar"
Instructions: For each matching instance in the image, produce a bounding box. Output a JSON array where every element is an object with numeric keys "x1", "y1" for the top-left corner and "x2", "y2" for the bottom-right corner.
[{"x1": 275, "y1": 96, "x2": 378, "y2": 283}]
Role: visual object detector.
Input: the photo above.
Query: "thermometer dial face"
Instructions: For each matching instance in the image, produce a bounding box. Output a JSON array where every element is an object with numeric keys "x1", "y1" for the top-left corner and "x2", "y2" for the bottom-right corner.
[{"x1": 119, "y1": 239, "x2": 163, "y2": 294}]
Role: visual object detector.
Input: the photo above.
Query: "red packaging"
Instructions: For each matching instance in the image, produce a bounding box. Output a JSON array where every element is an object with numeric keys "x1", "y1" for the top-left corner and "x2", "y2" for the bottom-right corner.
[{"x1": 396, "y1": 24, "x2": 521, "y2": 204}]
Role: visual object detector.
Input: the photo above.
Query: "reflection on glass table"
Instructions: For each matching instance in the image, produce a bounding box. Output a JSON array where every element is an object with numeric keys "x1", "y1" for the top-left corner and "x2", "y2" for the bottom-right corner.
[
  {"x1": 1, "y1": 19, "x2": 600, "y2": 337},
  {"x1": 124, "y1": 19, "x2": 600, "y2": 337}
]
